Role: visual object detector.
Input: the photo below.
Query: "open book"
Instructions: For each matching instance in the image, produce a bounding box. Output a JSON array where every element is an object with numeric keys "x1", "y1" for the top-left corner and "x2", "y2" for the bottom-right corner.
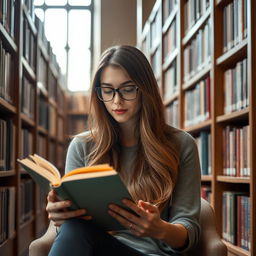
[{"x1": 18, "y1": 154, "x2": 132, "y2": 231}]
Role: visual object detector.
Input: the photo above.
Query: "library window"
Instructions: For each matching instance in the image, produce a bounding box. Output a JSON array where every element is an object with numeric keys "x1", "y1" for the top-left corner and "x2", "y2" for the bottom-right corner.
[{"x1": 34, "y1": 0, "x2": 92, "y2": 91}]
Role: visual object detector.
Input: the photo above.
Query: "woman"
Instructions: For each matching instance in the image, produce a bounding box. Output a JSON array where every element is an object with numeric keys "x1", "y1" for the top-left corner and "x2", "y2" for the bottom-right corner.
[{"x1": 46, "y1": 45, "x2": 201, "y2": 256}]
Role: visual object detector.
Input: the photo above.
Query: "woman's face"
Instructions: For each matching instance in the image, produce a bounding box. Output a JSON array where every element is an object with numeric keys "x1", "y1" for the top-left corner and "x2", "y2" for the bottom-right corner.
[{"x1": 100, "y1": 65, "x2": 141, "y2": 128}]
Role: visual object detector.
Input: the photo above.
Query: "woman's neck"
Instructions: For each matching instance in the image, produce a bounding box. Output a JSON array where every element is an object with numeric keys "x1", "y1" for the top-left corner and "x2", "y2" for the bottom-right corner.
[{"x1": 119, "y1": 123, "x2": 138, "y2": 147}]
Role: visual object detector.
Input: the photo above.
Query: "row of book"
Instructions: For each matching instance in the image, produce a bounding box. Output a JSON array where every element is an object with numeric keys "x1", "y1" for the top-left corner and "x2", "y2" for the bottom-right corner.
[
  {"x1": 184, "y1": 0, "x2": 210, "y2": 34},
  {"x1": 20, "y1": 128, "x2": 33, "y2": 160},
  {"x1": 165, "y1": 100, "x2": 179, "y2": 128},
  {"x1": 0, "y1": 186, "x2": 15, "y2": 245},
  {"x1": 223, "y1": 125, "x2": 250, "y2": 177},
  {"x1": 164, "y1": 59, "x2": 177, "y2": 101},
  {"x1": 201, "y1": 185, "x2": 212, "y2": 203},
  {"x1": 151, "y1": 47, "x2": 161, "y2": 79},
  {"x1": 20, "y1": 179, "x2": 34, "y2": 225},
  {"x1": 163, "y1": 0, "x2": 177, "y2": 22},
  {"x1": 0, "y1": 119, "x2": 15, "y2": 171},
  {"x1": 222, "y1": 192, "x2": 250, "y2": 251},
  {"x1": 0, "y1": 0, "x2": 15, "y2": 37},
  {"x1": 39, "y1": 96, "x2": 49, "y2": 130},
  {"x1": 38, "y1": 135, "x2": 47, "y2": 159},
  {"x1": 37, "y1": 52, "x2": 48, "y2": 90},
  {"x1": 23, "y1": 17, "x2": 36, "y2": 71},
  {"x1": 48, "y1": 69, "x2": 57, "y2": 100},
  {"x1": 223, "y1": 0, "x2": 247, "y2": 53},
  {"x1": 22, "y1": 76, "x2": 35, "y2": 119},
  {"x1": 224, "y1": 58, "x2": 248, "y2": 114},
  {"x1": 184, "y1": 19, "x2": 212, "y2": 81},
  {"x1": 68, "y1": 116, "x2": 88, "y2": 136},
  {"x1": 57, "y1": 117, "x2": 64, "y2": 142},
  {"x1": 163, "y1": 18, "x2": 177, "y2": 60},
  {"x1": 150, "y1": 9, "x2": 161, "y2": 50},
  {"x1": 184, "y1": 76, "x2": 211, "y2": 127},
  {"x1": 0, "y1": 42, "x2": 13, "y2": 104},
  {"x1": 195, "y1": 131, "x2": 212, "y2": 175},
  {"x1": 68, "y1": 93, "x2": 90, "y2": 113},
  {"x1": 49, "y1": 106, "x2": 57, "y2": 137}
]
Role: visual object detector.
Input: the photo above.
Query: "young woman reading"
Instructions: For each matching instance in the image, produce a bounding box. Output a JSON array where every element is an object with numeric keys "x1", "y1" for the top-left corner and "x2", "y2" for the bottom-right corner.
[{"x1": 40, "y1": 45, "x2": 201, "y2": 256}]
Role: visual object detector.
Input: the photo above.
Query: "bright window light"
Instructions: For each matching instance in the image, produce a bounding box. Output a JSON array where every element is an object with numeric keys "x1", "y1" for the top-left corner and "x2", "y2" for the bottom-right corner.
[
  {"x1": 35, "y1": 8, "x2": 44, "y2": 21},
  {"x1": 45, "y1": 9, "x2": 67, "y2": 73},
  {"x1": 69, "y1": 0, "x2": 91, "y2": 6},
  {"x1": 45, "y1": 0, "x2": 67, "y2": 5},
  {"x1": 68, "y1": 48, "x2": 91, "y2": 91},
  {"x1": 33, "y1": 0, "x2": 44, "y2": 5}
]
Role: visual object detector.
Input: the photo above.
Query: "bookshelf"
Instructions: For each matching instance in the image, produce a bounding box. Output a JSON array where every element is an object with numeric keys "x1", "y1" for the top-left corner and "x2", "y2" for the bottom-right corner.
[
  {"x1": 67, "y1": 93, "x2": 90, "y2": 137},
  {"x1": 0, "y1": 1, "x2": 67, "y2": 255},
  {"x1": 137, "y1": 0, "x2": 255, "y2": 255}
]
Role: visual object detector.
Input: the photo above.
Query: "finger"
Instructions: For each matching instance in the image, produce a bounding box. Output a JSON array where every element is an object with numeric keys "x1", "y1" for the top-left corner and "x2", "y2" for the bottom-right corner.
[
  {"x1": 79, "y1": 215, "x2": 92, "y2": 220},
  {"x1": 46, "y1": 200, "x2": 71, "y2": 212},
  {"x1": 121, "y1": 199, "x2": 148, "y2": 218},
  {"x1": 108, "y1": 204, "x2": 140, "y2": 223},
  {"x1": 138, "y1": 200, "x2": 158, "y2": 213},
  {"x1": 47, "y1": 190, "x2": 58, "y2": 202},
  {"x1": 48, "y1": 209, "x2": 86, "y2": 221}
]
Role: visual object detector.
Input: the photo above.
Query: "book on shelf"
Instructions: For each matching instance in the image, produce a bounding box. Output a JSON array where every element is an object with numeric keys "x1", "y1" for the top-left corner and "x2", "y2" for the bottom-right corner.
[
  {"x1": 0, "y1": 186, "x2": 15, "y2": 245},
  {"x1": 222, "y1": 192, "x2": 250, "y2": 250},
  {"x1": 223, "y1": 0, "x2": 247, "y2": 53},
  {"x1": 18, "y1": 155, "x2": 133, "y2": 231}
]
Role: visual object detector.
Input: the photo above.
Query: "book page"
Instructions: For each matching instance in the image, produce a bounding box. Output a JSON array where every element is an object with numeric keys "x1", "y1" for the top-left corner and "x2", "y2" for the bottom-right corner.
[{"x1": 30, "y1": 154, "x2": 61, "y2": 179}]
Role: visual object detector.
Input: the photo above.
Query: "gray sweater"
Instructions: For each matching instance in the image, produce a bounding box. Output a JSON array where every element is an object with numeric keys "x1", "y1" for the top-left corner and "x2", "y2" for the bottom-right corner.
[{"x1": 65, "y1": 129, "x2": 201, "y2": 256}]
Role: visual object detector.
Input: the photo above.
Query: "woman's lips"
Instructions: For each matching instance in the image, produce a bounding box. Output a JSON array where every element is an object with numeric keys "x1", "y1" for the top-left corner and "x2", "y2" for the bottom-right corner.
[{"x1": 113, "y1": 109, "x2": 127, "y2": 114}]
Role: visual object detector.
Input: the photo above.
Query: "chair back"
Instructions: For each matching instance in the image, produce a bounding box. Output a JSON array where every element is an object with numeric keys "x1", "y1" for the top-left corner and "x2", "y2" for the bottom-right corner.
[{"x1": 188, "y1": 198, "x2": 227, "y2": 256}]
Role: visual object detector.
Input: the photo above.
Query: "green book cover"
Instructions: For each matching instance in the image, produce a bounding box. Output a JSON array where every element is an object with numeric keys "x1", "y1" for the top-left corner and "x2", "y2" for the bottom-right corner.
[{"x1": 18, "y1": 155, "x2": 132, "y2": 231}]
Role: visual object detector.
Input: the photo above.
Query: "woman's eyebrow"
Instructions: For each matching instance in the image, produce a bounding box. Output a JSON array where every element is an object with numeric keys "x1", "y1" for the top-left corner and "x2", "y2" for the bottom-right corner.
[{"x1": 100, "y1": 80, "x2": 133, "y2": 86}]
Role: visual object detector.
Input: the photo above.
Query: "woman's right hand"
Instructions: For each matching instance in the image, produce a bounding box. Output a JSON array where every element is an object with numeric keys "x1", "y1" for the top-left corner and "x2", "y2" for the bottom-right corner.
[{"x1": 46, "y1": 190, "x2": 91, "y2": 227}]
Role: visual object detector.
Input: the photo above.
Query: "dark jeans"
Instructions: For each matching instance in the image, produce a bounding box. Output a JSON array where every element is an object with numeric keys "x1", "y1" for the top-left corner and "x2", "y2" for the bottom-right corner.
[{"x1": 48, "y1": 218, "x2": 147, "y2": 256}]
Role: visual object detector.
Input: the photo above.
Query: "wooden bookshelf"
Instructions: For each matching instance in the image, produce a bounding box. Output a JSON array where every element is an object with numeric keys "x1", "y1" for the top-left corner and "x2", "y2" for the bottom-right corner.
[
  {"x1": 0, "y1": 1, "x2": 67, "y2": 255},
  {"x1": 137, "y1": 0, "x2": 255, "y2": 255}
]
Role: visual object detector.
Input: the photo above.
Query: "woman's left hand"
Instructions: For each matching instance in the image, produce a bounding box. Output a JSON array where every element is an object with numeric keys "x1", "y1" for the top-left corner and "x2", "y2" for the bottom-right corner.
[{"x1": 108, "y1": 199, "x2": 165, "y2": 239}]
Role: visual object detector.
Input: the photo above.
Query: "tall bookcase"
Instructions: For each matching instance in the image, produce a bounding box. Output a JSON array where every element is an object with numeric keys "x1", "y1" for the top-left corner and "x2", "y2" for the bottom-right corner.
[
  {"x1": 0, "y1": 1, "x2": 67, "y2": 256},
  {"x1": 137, "y1": 0, "x2": 255, "y2": 255}
]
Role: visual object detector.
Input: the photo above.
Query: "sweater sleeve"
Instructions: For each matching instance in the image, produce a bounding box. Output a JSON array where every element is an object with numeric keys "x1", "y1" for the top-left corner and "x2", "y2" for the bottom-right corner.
[
  {"x1": 166, "y1": 132, "x2": 201, "y2": 253},
  {"x1": 64, "y1": 135, "x2": 87, "y2": 174}
]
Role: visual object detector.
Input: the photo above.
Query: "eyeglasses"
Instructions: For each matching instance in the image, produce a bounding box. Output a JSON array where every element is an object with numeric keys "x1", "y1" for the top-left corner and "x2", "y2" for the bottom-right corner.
[{"x1": 95, "y1": 85, "x2": 139, "y2": 102}]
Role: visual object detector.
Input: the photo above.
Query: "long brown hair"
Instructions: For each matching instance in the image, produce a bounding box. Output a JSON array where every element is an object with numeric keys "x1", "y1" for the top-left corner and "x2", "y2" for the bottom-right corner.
[{"x1": 86, "y1": 45, "x2": 179, "y2": 211}]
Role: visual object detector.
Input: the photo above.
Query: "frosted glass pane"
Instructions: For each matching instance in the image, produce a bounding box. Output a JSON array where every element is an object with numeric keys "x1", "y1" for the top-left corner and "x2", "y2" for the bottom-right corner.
[
  {"x1": 68, "y1": 10, "x2": 91, "y2": 48},
  {"x1": 34, "y1": 0, "x2": 44, "y2": 5},
  {"x1": 35, "y1": 9, "x2": 44, "y2": 21},
  {"x1": 45, "y1": 0, "x2": 67, "y2": 5},
  {"x1": 68, "y1": 49, "x2": 91, "y2": 91},
  {"x1": 68, "y1": 0, "x2": 91, "y2": 5}
]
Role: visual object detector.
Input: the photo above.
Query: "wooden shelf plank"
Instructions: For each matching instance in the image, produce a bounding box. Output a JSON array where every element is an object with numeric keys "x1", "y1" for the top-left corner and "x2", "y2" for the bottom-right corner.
[
  {"x1": 21, "y1": 113, "x2": 35, "y2": 127},
  {"x1": 22, "y1": 57, "x2": 36, "y2": 82},
  {"x1": 183, "y1": 63, "x2": 211, "y2": 90},
  {"x1": 0, "y1": 98, "x2": 17, "y2": 114},
  {"x1": 216, "y1": 108, "x2": 249, "y2": 123},
  {"x1": 38, "y1": 126, "x2": 48, "y2": 135},
  {"x1": 23, "y1": 6, "x2": 37, "y2": 36},
  {"x1": 201, "y1": 175, "x2": 213, "y2": 182},
  {"x1": 163, "y1": 48, "x2": 179, "y2": 71},
  {"x1": 182, "y1": 7, "x2": 211, "y2": 46},
  {"x1": 0, "y1": 23, "x2": 17, "y2": 54},
  {"x1": 223, "y1": 241, "x2": 250, "y2": 256},
  {"x1": 164, "y1": 91, "x2": 179, "y2": 106},
  {"x1": 162, "y1": 6, "x2": 178, "y2": 34},
  {"x1": 184, "y1": 119, "x2": 212, "y2": 133},
  {"x1": 216, "y1": 39, "x2": 248, "y2": 67},
  {"x1": 0, "y1": 170, "x2": 15, "y2": 177},
  {"x1": 217, "y1": 176, "x2": 250, "y2": 184}
]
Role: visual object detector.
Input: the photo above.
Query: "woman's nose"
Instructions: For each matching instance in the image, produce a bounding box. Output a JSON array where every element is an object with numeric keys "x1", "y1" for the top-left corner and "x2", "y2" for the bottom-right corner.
[{"x1": 113, "y1": 91, "x2": 122, "y2": 104}]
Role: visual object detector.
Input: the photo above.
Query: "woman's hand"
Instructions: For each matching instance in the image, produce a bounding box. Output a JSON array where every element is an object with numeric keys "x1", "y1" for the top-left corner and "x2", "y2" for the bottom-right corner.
[
  {"x1": 108, "y1": 199, "x2": 165, "y2": 239},
  {"x1": 46, "y1": 190, "x2": 92, "y2": 227}
]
